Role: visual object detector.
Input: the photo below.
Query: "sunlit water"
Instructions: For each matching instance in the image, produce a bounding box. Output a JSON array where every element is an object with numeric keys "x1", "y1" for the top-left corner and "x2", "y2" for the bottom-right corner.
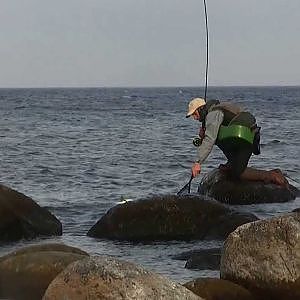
[{"x1": 0, "y1": 86, "x2": 299, "y2": 283}]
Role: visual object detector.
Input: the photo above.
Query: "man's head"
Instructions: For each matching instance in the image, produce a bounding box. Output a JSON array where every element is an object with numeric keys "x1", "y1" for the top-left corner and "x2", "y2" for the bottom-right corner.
[{"x1": 186, "y1": 98, "x2": 206, "y2": 120}]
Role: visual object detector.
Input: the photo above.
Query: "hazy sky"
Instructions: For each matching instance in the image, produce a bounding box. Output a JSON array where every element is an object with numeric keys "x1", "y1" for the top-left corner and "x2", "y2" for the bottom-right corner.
[{"x1": 0, "y1": 0, "x2": 299, "y2": 87}]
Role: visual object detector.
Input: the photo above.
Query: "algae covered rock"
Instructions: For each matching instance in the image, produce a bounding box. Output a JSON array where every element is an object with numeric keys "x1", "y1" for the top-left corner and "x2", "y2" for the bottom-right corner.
[
  {"x1": 87, "y1": 194, "x2": 257, "y2": 241},
  {"x1": 43, "y1": 255, "x2": 203, "y2": 300},
  {"x1": 220, "y1": 211, "x2": 300, "y2": 299},
  {"x1": 0, "y1": 243, "x2": 89, "y2": 300},
  {"x1": 198, "y1": 168, "x2": 299, "y2": 204},
  {"x1": 0, "y1": 184, "x2": 62, "y2": 242}
]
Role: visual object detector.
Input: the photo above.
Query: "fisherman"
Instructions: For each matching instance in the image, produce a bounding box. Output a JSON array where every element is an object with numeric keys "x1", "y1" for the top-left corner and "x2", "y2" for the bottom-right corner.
[{"x1": 186, "y1": 97, "x2": 288, "y2": 187}]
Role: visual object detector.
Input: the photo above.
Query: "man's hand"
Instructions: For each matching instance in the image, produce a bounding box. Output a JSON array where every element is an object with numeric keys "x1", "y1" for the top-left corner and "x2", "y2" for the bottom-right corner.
[{"x1": 191, "y1": 162, "x2": 201, "y2": 178}]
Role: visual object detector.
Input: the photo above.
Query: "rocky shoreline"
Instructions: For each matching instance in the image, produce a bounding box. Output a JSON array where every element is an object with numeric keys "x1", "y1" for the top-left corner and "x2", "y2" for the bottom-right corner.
[{"x1": 1, "y1": 169, "x2": 299, "y2": 299}]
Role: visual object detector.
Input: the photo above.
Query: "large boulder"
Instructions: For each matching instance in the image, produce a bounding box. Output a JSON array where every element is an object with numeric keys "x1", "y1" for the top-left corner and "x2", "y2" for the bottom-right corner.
[
  {"x1": 220, "y1": 212, "x2": 300, "y2": 299},
  {"x1": 43, "y1": 255, "x2": 202, "y2": 300},
  {"x1": 0, "y1": 243, "x2": 89, "y2": 300},
  {"x1": 87, "y1": 195, "x2": 258, "y2": 241},
  {"x1": 198, "y1": 169, "x2": 299, "y2": 204},
  {"x1": 184, "y1": 278, "x2": 255, "y2": 300},
  {"x1": 0, "y1": 184, "x2": 62, "y2": 241}
]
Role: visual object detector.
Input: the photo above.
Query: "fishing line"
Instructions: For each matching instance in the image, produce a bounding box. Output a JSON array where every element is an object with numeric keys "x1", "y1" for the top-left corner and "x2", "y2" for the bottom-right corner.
[
  {"x1": 177, "y1": 0, "x2": 210, "y2": 195},
  {"x1": 203, "y1": 0, "x2": 209, "y2": 101},
  {"x1": 285, "y1": 174, "x2": 300, "y2": 185}
]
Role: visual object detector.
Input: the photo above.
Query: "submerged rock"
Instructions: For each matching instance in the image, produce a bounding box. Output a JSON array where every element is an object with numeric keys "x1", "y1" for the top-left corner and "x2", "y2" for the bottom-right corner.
[
  {"x1": 184, "y1": 278, "x2": 255, "y2": 300},
  {"x1": 220, "y1": 211, "x2": 300, "y2": 299},
  {"x1": 0, "y1": 243, "x2": 89, "y2": 300},
  {"x1": 198, "y1": 168, "x2": 299, "y2": 204},
  {"x1": 185, "y1": 248, "x2": 221, "y2": 270},
  {"x1": 43, "y1": 255, "x2": 202, "y2": 300},
  {"x1": 87, "y1": 195, "x2": 257, "y2": 241},
  {"x1": 172, "y1": 248, "x2": 221, "y2": 270},
  {"x1": 0, "y1": 184, "x2": 62, "y2": 242}
]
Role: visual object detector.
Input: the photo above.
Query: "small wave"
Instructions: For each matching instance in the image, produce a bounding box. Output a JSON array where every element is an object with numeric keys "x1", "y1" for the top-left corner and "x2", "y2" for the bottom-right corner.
[
  {"x1": 0, "y1": 128, "x2": 11, "y2": 132},
  {"x1": 262, "y1": 139, "x2": 288, "y2": 146},
  {"x1": 115, "y1": 197, "x2": 134, "y2": 205},
  {"x1": 122, "y1": 95, "x2": 138, "y2": 99},
  {"x1": 39, "y1": 167, "x2": 52, "y2": 174}
]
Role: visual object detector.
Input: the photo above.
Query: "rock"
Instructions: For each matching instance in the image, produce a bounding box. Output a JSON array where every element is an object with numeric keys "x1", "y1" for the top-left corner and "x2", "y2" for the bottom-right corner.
[
  {"x1": 184, "y1": 248, "x2": 221, "y2": 270},
  {"x1": 87, "y1": 195, "x2": 258, "y2": 241},
  {"x1": 43, "y1": 255, "x2": 203, "y2": 300},
  {"x1": 220, "y1": 212, "x2": 300, "y2": 299},
  {"x1": 0, "y1": 242, "x2": 88, "y2": 263},
  {"x1": 0, "y1": 243, "x2": 89, "y2": 300},
  {"x1": 172, "y1": 247, "x2": 221, "y2": 261},
  {"x1": 184, "y1": 278, "x2": 255, "y2": 300},
  {"x1": 198, "y1": 168, "x2": 298, "y2": 204},
  {"x1": 0, "y1": 184, "x2": 62, "y2": 241},
  {"x1": 172, "y1": 248, "x2": 221, "y2": 270}
]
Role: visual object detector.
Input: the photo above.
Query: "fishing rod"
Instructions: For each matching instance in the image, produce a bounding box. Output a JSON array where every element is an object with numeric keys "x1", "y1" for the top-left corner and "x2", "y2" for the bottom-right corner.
[
  {"x1": 178, "y1": 0, "x2": 209, "y2": 195},
  {"x1": 203, "y1": 0, "x2": 209, "y2": 102},
  {"x1": 177, "y1": 175, "x2": 193, "y2": 195}
]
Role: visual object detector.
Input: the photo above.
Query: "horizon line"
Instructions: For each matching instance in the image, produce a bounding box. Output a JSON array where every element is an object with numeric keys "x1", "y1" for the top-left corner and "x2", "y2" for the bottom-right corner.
[{"x1": 0, "y1": 84, "x2": 299, "y2": 89}]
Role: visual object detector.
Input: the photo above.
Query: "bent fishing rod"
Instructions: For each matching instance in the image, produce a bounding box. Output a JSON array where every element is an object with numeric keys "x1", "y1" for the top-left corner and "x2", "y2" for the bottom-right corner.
[{"x1": 178, "y1": 0, "x2": 209, "y2": 195}]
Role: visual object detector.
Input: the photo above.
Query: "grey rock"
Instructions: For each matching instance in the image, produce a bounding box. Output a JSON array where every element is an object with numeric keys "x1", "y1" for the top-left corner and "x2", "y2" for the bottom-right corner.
[
  {"x1": 220, "y1": 212, "x2": 300, "y2": 299},
  {"x1": 43, "y1": 255, "x2": 203, "y2": 300}
]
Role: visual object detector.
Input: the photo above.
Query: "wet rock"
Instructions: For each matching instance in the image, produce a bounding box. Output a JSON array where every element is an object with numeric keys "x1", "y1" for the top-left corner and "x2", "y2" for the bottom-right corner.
[
  {"x1": 0, "y1": 184, "x2": 62, "y2": 242},
  {"x1": 172, "y1": 247, "x2": 220, "y2": 261},
  {"x1": 184, "y1": 248, "x2": 221, "y2": 270},
  {"x1": 198, "y1": 169, "x2": 299, "y2": 204},
  {"x1": 43, "y1": 255, "x2": 202, "y2": 300},
  {"x1": 220, "y1": 212, "x2": 300, "y2": 299},
  {"x1": 184, "y1": 278, "x2": 255, "y2": 300},
  {"x1": 87, "y1": 195, "x2": 258, "y2": 241},
  {"x1": 172, "y1": 248, "x2": 221, "y2": 270},
  {"x1": 0, "y1": 243, "x2": 89, "y2": 300}
]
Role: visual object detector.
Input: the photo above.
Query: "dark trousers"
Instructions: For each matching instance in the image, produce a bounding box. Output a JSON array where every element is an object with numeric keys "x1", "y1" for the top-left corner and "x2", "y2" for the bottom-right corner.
[{"x1": 217, "y1": 140, "x2": 253, "y2": 179}]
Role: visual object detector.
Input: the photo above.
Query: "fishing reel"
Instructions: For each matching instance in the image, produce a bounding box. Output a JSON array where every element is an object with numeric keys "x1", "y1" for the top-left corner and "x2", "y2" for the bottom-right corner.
[{"x1": 192, "y1": 137, "x2": 202, "y2": 147}]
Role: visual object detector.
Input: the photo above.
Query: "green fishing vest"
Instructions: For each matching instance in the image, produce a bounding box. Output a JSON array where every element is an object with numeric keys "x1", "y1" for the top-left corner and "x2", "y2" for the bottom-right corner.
[{"x1": 204, "y1": 100, "x2": 256, "y2": 145}]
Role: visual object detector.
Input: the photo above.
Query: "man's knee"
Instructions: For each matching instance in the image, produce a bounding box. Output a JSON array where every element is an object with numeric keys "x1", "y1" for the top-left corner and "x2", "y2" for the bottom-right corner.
[{"x1": 228, "y1": 165, "x2": 246, "y2": 179}]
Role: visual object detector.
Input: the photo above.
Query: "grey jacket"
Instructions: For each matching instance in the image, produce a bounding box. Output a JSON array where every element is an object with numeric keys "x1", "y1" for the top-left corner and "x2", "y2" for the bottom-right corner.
[{"x1": 196, "y1": 110, "x2": 224, "y2": 164}]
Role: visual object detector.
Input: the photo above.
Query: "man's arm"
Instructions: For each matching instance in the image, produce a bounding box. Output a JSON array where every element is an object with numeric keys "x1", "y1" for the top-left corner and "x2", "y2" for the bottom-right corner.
[{"x1": 196, "y1": 110, "x2": 224, "y2": 164}]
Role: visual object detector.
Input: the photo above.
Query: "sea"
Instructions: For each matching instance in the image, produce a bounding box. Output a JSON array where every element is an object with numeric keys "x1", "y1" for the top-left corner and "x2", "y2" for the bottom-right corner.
[{"x1": 0, "y1": 86, "x2": 299, "y2": 284}]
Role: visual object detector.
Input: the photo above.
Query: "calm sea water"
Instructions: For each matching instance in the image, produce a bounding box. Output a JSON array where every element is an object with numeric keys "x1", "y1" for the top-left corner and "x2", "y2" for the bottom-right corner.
[{"x1": 0, "y1": 86, "x2": 299, "y2": 283}]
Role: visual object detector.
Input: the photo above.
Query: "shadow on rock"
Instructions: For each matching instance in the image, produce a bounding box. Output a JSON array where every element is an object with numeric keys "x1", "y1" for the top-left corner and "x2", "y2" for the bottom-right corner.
[{"x1": 87, "y1": 194, "x2": 258, "y2": 241}]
